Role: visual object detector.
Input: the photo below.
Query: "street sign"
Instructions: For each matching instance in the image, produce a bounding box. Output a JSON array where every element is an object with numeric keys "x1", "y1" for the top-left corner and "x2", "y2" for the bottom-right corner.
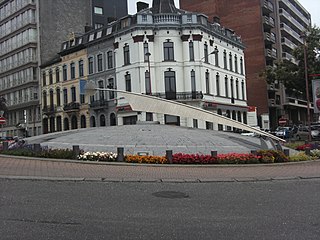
[
  {"x1": 0, "y1": 117, "x2": 6, "y2": 124},
  {"x1": 278, "y1": 118, "x2": 287, "y2": 125}
]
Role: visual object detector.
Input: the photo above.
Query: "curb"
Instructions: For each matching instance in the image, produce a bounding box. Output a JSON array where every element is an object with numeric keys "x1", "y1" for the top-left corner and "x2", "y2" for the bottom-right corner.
[
  {"x1": 1, "y1": 154, "x2": 320, "y2": 168},
  {"x1": 1, "y1": 175, "x2": 320, "y2": 183}
]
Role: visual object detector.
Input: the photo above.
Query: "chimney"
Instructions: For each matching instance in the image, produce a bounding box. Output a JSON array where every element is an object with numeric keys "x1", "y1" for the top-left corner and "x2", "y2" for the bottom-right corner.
[
  {"x1": 137, "y1": 2, "x2": 149, "y2": 12},
  {"x1": 213, "y1": 16, "x2": 220, "y2": 24}
]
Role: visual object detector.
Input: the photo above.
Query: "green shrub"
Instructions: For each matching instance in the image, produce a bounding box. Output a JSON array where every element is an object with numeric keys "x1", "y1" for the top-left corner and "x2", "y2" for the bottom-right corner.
[
  {"x1": 310, "y1": 149, "x2": 320, "y2": 158},
  {"x1": 289, "y1": 152, "x2": 314, "y2": 162},
  {"x1": 256, "y1": 150, "x2": 288, "y2": 163},
  {"x1": 1, "y1": 148, "x2": 76, "y2": 159}
]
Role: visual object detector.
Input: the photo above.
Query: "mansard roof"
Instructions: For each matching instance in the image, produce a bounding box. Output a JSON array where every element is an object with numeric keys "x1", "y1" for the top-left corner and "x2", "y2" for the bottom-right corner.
[{"x1": 152, "y1": 0, "x2": 178, "y2": 14}]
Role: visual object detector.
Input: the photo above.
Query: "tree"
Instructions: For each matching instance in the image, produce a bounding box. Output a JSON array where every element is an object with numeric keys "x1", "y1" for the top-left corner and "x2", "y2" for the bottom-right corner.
[{"x1": 264, "y1": 26, "x2": 320, "y2": 99}]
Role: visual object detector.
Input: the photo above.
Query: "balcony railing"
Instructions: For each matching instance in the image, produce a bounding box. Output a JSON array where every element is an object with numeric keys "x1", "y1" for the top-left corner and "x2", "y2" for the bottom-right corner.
[
  {"x1": 151, "y1": 91, "x2": 203, "y2": 101},
  {"x1": 264, "y1": 32, "x2": 276, "y2": 44},
  {"x1": 279, "y1": 8, "x2": 305, "y2": 33},
  {"x1": 279, "y1": 0, "x2": 310, "y2": 26},
  {"x1": 263, "y1": 16, "x2": 275, "y2": 28},
  {"x1": 280, "y1": 23, "x2": 303, "y2": 44},
  {"x1": 265, "y1": 48, "x2": 277, "y2": 60},
  {"x1": 153, "y1": 14, "x2": 181, "y2": 24},
  {"x1": 63, "y1": 102, "x2": 80, "y2": 112},
  {"x1": 281, "y1": 37, "x2": 297, "y2": 50},
  {"x1": 42, "y1": 105, "x2": 56, "y2": 114},
  {"x1": 89, "y1": 99, "x2": 115, "y2": 109},
  {"x1": 262, "y1": 0, "x2": 274, "y2": 14}
]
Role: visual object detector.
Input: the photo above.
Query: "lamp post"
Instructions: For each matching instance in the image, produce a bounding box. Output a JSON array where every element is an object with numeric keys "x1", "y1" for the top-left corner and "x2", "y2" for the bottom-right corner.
[
  {"x1": 0, "y1": 110, "x2": 4, "y2": 139},
  {"x1": 145, "y1": 52, "x2": 152, "y2": 95},
  {"x1": 200, "y1": 50, "x2": 218, "y2": 62},
  {"x1": 301, "y1": 32, "x2": 312, "y2": 142}
]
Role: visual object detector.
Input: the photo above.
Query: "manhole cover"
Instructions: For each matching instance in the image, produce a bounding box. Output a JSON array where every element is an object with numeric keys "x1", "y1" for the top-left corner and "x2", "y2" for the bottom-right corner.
[{"x1": 152, "y1": 191, "x2": 189, "y2": 199}]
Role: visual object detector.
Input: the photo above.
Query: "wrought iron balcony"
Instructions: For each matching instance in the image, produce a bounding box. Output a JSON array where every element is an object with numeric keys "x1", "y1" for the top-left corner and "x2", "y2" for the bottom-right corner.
[
  {"x1": 89, "y1": 99, "x2": 116, "y2": 110},
  {"x1": 42, "y1": 105, "x2": 56, "y2": 114},
  {"x1": 63, "y1": 102, "x2": 80, "y2": 112},
  {"x1": 263, "y1": 16, "x2": 275, "y2": 29},
  {"x1": 262, "y1": 0, "x2": 274, "y2": 14},
  {"x1": 151, "y1": 91, "x2": 203, "y2": 101}
]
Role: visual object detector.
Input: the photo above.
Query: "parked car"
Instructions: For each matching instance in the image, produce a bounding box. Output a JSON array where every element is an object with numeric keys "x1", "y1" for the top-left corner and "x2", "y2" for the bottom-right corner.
[
  {"x1": 295, "y1": 126, "x2": 320, "y2": 140},
  {"x1": 274, "y1": 127, "x2": 293, "y2": 139}
]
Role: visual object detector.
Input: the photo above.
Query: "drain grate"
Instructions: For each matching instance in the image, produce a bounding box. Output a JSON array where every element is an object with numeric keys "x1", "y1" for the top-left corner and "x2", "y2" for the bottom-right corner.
[{"x1": 152, "y1": 191, "x2": 189, "y2": 199}]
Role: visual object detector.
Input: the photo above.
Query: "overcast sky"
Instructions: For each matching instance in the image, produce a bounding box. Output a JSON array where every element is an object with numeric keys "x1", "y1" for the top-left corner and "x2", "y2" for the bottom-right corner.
[{"x1": 127, "y1": 0, "x2": 320, "y2": 27}]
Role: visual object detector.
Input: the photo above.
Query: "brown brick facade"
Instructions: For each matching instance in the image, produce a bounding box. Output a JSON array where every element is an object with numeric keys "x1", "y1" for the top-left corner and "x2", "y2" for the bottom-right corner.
[{"x1": 181, "y1": 0, "x2": 269, "y2": 115}]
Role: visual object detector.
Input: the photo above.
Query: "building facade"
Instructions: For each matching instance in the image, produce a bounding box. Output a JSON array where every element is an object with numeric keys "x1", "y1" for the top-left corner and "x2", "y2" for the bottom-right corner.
[
  {"x1": 0, "y1": 0, "x2": 128, "y2": 137},
  {"x1": 91, "y1": 0, "x2": 128, "y2": 29},
  {"x1": 41, "y1": 0, "x2": 248, "y2": 133},
  {"x1": 180, "y1": 0, "x2": 312, "y2": 130}
]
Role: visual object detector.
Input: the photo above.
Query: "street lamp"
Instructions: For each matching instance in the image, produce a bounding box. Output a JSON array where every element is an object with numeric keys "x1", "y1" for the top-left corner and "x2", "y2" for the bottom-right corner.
[
  {"x1": 301, "y1": 31, "x2": 312, "y2": 142},
  {"x1": 145, "y1": 52, "x2": 152, "y2": 95},
  {"x1": 200, "y1": 49, "x2": 218, "y2": 62}
]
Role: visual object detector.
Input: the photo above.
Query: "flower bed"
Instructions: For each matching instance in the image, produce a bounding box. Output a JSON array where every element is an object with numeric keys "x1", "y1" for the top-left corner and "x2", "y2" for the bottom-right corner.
[
  {"x1": 125, "y1": 155, "x2": 167, "y2": 164},
  {"x1": 0, "y1": 147, "x2": 315, "y2": 164},
  {"x1": 78, "y1": 151, "x2": 117, "y2": 162}
]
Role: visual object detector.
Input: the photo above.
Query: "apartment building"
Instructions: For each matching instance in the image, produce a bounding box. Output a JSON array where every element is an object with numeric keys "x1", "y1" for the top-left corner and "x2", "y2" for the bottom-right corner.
[
  {"x1": 42, "y1": 0, "x2": 248, "y2": 132},
  {"x1": 181, "y1": 0, "x2": 311, "y2": 129},
  {"x1": 0, "y1": 0, "x2": 128, "y2": 137}
]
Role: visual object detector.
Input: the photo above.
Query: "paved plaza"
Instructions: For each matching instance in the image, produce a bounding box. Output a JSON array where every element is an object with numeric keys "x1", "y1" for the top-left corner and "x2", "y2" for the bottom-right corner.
[{"x1": 24, "y1": 124, "x2": 276, "y2": 156}]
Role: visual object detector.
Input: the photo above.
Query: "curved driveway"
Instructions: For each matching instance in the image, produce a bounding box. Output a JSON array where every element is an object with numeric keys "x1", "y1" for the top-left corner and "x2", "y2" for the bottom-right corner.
[{"x1": 1, "y1": 155, "x2": 320, "y2": 182}]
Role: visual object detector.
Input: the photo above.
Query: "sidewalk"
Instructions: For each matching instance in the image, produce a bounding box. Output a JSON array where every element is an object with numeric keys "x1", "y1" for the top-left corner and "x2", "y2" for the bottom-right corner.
[{"x1": 1, "y1": 155, "x2": 320, "y2": 183}]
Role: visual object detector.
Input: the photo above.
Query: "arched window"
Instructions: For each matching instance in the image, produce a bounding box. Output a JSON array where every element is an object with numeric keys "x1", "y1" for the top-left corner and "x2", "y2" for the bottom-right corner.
[
  {"x1": 214, "y1": 47, "x2": 219, "y2": 67},
  {"x1": 81, "y1": 115, "x2": 86, "y2": 128},
  {"x1": 64, "y1": 118, "x2": 69, "y2": 131},
  {"x1": 56, "y1": 116, "x2": 62, "y2": 131},
  {"x1": 216, "y1": 73, "x2": 220, "y2": 96},
  {"x1": 237, "y1": 111, "x2": 242, "y2": 122},
  {"x1": 42, "y1": 91, "x2": 47, "y2": 107},
  {"x1": 243, "y1": 112, "x2": 247, "y2": 124},
  {"x1": 100, "y1": 114, "x2": 106, "y2": 127},
  {"x1": 110, "y1": 113, "x2": 116, "y2": 126},
  {"x1": 71, "y1": 115, "x2": 77, "y2": 129},
  {"x1": 90, "y1": 116, "x2": 96, "y2": 127},
  {"x1": 205, "y1": 70, "x2": 210, "y2": 94},
  {"x1": 217, "y1": 109, "x2": 223, "y2": 131}
]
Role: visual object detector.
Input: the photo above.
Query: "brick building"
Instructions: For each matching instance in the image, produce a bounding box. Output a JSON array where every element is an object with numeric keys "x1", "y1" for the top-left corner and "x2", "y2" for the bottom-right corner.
[{"x1": 181, "y1": 0, "x2": 311, "y2": 129}]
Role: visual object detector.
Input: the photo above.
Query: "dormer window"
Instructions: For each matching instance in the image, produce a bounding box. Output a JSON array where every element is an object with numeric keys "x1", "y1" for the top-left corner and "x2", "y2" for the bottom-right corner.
[
  {"x1": 94, "y1": 6, "x2": 103, "y2": 15},
  {"x1": 96, "y1": 31, "x2": 102, "y2": 39},
  {"x1": 106, "y1": 27, "x2": 112, "y2": 35},
  {"x1": 142, "y1": 15, "x2": 147, "y2": 22},
  {"x1": 89, "y1": 34, "x2": 94, "y2": 42}
]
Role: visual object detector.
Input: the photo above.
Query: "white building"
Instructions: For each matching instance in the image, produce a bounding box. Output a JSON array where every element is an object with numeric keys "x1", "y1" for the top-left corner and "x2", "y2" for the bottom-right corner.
[{"x1": 113, "y1": 0, "x2": 248, "y2": 130}]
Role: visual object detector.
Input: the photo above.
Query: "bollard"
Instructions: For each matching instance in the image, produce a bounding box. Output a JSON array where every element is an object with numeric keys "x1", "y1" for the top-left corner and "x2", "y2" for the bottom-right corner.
[
  {"x1": 117, "y1": 147, "x2": 124, "y2": 162},
  {"x1": 211, "y1": 151, "x2": 217, "y2": 157},
  {"x1": 250, "y1": 150, "x2": 257, "y2": 155},
  {"x1": 283, "y1": 149, "x2": 290, "y2": 156},
  {"x1": 34, "y1": 143, "x2": 41, "y2": 152},
  {"x1": 305, "y1": 147, "x2": 311, "y2": 156},
  {"x1": 2, "y1": 141, "x2": 8, "y2": 150},
  {"x1": 166, "y1": 150, "x2": 173, "y2": 164},
  {"x1": 73, "y1": 145, "x2": 80, "y2": 159}
]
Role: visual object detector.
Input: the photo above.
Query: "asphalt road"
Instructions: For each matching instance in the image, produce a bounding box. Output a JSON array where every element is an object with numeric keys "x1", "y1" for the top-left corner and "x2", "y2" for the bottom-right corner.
[{"x1": 1, "y1": 179, "x2": 320, "y2": 240}]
